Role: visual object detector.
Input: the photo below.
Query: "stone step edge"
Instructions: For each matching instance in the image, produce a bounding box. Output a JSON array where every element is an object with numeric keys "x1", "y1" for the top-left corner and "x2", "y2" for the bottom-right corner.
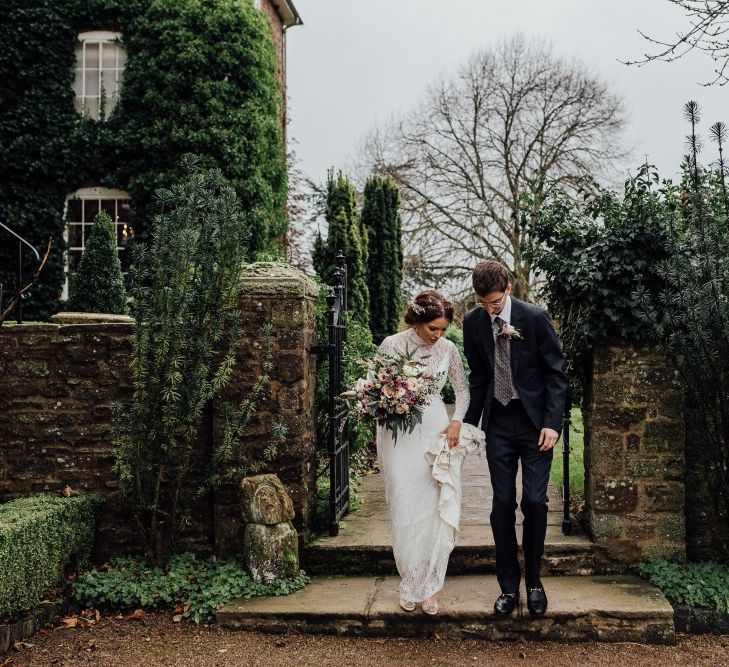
[
  {"x1": 306, "y1": 542, "x2": 595, "y2": 553},
  {"x1": 217, "y1": 575, "x2": 675, "y2": 645}
]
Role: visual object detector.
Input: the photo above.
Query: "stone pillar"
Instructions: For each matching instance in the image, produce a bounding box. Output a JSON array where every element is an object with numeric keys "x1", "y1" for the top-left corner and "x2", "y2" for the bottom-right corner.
[
  {"x1": 212, "y1": 263, "x2": 318, "y2": 556},
  {"x1": 586, "y1": 344, "x2": 686, "y2": 568}
]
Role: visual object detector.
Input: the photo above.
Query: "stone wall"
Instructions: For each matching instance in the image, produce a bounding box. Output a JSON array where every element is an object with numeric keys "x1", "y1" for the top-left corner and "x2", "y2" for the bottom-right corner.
[
  {"x1": 585, "y1": 344, "x2": 686, "y2": 568},
  {"x1": 0, "y1": 264, "x2": 318, "y2": 560}
]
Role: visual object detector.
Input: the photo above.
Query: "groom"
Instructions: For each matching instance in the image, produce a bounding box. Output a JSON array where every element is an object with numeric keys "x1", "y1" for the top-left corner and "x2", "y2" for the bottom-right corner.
[{"x1": 463, "y1": 259, "x2": 567, "y2": 617}]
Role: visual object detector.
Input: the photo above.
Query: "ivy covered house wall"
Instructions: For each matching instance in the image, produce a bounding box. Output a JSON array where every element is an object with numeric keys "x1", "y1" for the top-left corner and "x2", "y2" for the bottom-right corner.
[{"x1": 0, "y1": 0, "x2": 300, "y2": 320}]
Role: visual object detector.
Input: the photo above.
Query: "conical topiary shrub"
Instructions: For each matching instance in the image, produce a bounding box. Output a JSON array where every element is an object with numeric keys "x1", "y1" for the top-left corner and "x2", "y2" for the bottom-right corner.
[{"x1": 68, "y1": 211, "x2": 128, "y2": 314}]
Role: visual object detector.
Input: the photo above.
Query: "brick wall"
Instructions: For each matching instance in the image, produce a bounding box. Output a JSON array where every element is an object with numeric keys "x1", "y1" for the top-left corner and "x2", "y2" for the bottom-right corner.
[
  {"x1": 0, "y1": 264, "x2": 318, "y2": 560},
  {"x1": 585, "y1": 344, "x2": 686, "y2": 567},
  {"x1": 262, "y1": 0, "x2": 287, "y2": 134}
]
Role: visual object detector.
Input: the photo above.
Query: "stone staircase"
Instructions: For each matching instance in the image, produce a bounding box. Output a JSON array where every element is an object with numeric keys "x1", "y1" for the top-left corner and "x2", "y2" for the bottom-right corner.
[
  {"x1": 218, "y1": 457, "x2": 676, "y2": 643},
  {"x1": 301, "y1": 464, "x2": 595, "y2": 576}
]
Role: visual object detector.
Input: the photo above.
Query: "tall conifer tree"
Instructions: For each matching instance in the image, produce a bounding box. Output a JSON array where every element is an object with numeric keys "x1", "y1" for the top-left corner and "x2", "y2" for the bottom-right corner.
[
  {"x1": 361, "y1": 175, "x2": 403, "y2": 343},
  {"x1": 312, "y1": 169, "x2": 369, "y2": 322}
]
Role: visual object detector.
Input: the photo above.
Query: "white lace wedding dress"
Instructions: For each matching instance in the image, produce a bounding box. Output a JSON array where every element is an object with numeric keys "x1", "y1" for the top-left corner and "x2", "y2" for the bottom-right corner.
[{"x1": 376, "y1": 327, "x2": 469, "y2": 604}]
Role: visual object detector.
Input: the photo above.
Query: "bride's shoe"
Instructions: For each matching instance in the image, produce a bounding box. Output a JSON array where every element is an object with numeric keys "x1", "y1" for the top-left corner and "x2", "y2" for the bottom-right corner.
[
  {"x1": 422, "y1": 598, "x2": 439, "y2": 615},
  {"x1": 399, "y1": 598, "x2": 416, "y2": 612}
]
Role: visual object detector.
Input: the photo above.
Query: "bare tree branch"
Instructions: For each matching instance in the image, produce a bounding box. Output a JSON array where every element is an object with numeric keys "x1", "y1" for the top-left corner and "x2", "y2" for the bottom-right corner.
[
  {"x1": 356, "y1": 35, "x2": 626, "y2": 302},
  {"x1": 625, "y1": 0, "x2": 729, "y2": 85}
]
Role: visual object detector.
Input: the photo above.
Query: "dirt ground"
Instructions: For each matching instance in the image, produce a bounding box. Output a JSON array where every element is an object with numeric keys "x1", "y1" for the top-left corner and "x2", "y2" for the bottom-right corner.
[{"x1": 3, "y1": 612, "x2": 729, "y2": 667}]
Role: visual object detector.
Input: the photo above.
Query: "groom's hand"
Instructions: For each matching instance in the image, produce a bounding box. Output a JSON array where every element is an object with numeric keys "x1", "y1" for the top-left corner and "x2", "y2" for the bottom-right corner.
[{"x1": 538, "y1": 427, "x2": 559, "y2": 452}]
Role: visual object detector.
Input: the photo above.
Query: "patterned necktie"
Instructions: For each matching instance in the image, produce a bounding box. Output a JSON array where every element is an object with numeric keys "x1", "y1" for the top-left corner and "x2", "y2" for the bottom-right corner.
[{"x1": 493, "y1": 316, "x2": 514, "y2": 406}]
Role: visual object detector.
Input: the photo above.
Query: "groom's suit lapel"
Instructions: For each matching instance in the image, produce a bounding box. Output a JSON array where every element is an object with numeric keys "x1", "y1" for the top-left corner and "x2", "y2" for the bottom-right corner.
[
  {"x1": 510, "y1": 297, "x2": 525, "y2": 382},
  {"x1": 476, "y1": 308, "x2": 495, "y2": 369}
]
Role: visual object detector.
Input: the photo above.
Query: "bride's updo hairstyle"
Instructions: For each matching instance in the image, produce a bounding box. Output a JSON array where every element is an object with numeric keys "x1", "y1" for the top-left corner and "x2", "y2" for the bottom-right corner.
[{"x1": 404, "y1": 290, "x2": 454, "y2": 325}]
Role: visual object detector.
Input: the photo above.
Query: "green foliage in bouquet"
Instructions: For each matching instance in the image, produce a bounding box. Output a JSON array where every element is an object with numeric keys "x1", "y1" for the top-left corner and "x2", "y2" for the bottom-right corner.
[
  {"x1": 343, "y1": 346, "x2": 442, "y2": 444},
  {"x1": 68, "y1": 211, "x2": 128, "y2": 314}
]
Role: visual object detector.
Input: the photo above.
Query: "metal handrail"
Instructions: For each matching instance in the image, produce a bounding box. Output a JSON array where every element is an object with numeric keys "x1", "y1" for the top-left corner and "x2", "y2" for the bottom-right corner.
[{"x1": 0, "y1": 221, "x2": 41, "y2": 324}]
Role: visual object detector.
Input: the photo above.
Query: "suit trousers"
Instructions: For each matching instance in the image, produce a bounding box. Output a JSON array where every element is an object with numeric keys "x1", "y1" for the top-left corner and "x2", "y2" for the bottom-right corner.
[{"x1": 486, "y1": 398, "x2": 552, "y2": 593}]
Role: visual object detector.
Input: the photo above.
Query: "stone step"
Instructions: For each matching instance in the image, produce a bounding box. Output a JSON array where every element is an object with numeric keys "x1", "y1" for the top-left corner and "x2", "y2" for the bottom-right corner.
[
  {"x1": 217, "y1": 575, "x2": 675, "y2": 644},
  {"x1": 305, "y1": 462, "x2": 597, "y2": 576},
  {"x1": 303, "y1": 532, "x2": 595, "y2": 576},
  {"x1": 304, "y1": 518, "x2": 596, "y2": 576}
]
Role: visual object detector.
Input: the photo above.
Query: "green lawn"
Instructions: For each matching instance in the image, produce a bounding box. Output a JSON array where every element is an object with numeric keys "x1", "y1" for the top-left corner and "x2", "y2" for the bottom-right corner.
[{"x1": 550, "y1": 407, "x2": 585, "y2": 495}]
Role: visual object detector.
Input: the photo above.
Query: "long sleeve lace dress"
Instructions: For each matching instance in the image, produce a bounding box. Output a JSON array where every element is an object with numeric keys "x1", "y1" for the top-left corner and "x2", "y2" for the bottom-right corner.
[{"x1": 376, "y1": 327, "x2": 469, "y2": 604}]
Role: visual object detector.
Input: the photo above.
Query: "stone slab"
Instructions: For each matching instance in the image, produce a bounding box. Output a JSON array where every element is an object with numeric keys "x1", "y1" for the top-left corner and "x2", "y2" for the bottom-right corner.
[
  {"x1": 218, "y1": 575, "x2": 675, "y2": 644},
  {"x1": 305, "y1": 455, "x2": 594, "y2": 576}
]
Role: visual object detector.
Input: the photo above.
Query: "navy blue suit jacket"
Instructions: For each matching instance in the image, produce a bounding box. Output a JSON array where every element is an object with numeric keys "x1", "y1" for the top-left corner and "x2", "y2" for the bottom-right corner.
[{"x1": 462, "y1": 297, "x2": 568, "y2": 434}]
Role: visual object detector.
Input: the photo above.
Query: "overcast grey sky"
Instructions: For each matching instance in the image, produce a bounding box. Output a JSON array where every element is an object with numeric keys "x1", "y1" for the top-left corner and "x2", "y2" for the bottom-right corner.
[{"x1": 287, "y1": 0, "x2": 727, "y2": 187}]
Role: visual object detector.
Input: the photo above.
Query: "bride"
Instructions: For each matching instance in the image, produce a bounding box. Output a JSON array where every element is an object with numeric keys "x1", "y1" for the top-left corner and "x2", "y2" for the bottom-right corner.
[{"x1": 376, "y1": 290, "x2": 470, "y2": 615}]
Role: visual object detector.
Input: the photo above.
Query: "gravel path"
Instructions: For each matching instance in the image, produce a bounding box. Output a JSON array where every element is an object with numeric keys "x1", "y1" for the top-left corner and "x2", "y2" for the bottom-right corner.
[{"x1": 4, "y1": 613, "x2": 729, "y2": 667}]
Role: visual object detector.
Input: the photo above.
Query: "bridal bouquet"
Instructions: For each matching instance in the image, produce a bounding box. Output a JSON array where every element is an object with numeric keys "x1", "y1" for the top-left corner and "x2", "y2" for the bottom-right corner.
[{"x1": 342, "y1": 348, "x2": 441, "y2": 443}]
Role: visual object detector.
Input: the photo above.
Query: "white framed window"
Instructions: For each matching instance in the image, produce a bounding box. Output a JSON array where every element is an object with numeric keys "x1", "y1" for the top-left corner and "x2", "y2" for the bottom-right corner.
[
  {"x1": 74, "y1": 31, "x2": 126, "y2": 120},
  {"x1": 63, "y1": 187, "x2": 134, "y2": 299}
]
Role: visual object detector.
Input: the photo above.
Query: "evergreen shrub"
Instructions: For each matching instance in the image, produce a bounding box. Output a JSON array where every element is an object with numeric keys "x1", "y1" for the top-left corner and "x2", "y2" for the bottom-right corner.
[
  {"x1": 0, "y1": 493, "x2": 102, "y2": 617},
  {"x1": 361, "y1": 175, "x2": 403, "y2": 344},
  {"x1": 113, "y1": 156, "x2": 258, "y2": 566},
  {"x1": 67, "y1": 211, "x2": 128, "y2": 314},
  {"x1": 312, "y1": 170, "x2": 369, "y2": 324}
]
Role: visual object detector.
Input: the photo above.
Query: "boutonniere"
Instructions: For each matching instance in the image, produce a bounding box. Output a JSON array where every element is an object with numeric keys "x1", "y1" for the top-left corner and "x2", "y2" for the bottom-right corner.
[{"x1": 497, "y1": 322, "x2": 522, "y2": 340}]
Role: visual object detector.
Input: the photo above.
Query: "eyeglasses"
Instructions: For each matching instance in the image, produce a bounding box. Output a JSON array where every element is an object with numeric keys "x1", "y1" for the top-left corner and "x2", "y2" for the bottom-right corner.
[{"x1": 476, "y1": 293, "x2": 506, "y2": 310}]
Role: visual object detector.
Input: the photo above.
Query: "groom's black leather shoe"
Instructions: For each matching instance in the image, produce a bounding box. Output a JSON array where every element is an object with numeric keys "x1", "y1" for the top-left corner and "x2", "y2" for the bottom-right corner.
[
  {"x1": 494, "y1": 592, "x2": 519, "y2": 617},
  {"x1": 526, "y1": 586, "x2": 548, "y2": 616}
]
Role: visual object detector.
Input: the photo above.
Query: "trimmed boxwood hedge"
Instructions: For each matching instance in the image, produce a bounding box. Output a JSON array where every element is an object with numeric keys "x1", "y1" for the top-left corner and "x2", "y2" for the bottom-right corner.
[{"x1": 0, "y1": 493, "x2": 102, "y2": 617}]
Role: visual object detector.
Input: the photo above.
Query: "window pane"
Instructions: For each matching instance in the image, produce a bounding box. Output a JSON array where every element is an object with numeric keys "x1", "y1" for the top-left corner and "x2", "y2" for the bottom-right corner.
[
  {"x1": 102, "y1": 43, "x2": 117, "y2": 69},
  {"x1": 68, "y1": 224, "x2": 83, "y2": 248},
  {"x1": 84, "y1": 98, "x2": 99, "y2": 119},
  {"x1": 118, "y1": 200, "x2": 131, "y2": 223},
  {"x1": 75, "y1": 43, "x2": 83, "y2": 64},
  {"x1": 68, "y1": 250, "x2": 82, "y2": 271},
  {"x1": 85, "y1": 69, "x2": 99, "y2": 97},
  {"x1": 117, "y1": 49, "x2": 127, "y2": 68},
  {"x1": 100, "y1": 199, "x2": 116, "y2": 221},
  {"x1": 83, "y1": 199, "x2": 99, "y2": 223},
  {"x1": 66, "y1": 198, "x2": 82, "y2": 223},
  {"x1": 85, "y1": 43, "x2": 99, "y2": 68},
  {"x1": 101, "y1": 69, "x2": 117, "y2": 97},
  {"x1": 74, "y1": 70, "x2": 84, "y2": 97}
]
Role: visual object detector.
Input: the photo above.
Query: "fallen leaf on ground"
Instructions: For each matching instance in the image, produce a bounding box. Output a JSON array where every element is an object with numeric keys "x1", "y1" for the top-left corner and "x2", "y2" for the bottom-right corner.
[
  {"x1": 12, "y1": 641, "x2": 34, "y2": 650},
  {"x1": 172, "y1": 614, "x2": 183, "y2": 623},
  {"x1": 60, "y1": 617, "x2": 79, "y2": 628}
]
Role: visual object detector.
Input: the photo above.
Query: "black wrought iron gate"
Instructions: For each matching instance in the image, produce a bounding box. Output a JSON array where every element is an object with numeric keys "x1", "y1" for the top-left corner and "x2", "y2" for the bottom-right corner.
[{"x1": 315, "y1": 252, "x2": 350, "y2": 536}]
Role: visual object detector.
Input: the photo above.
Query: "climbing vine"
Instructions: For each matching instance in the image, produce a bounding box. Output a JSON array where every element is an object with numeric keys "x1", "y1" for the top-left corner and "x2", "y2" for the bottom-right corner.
[{"x1": 0, "y1": 0, "x2": 286, "y2": 320}]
